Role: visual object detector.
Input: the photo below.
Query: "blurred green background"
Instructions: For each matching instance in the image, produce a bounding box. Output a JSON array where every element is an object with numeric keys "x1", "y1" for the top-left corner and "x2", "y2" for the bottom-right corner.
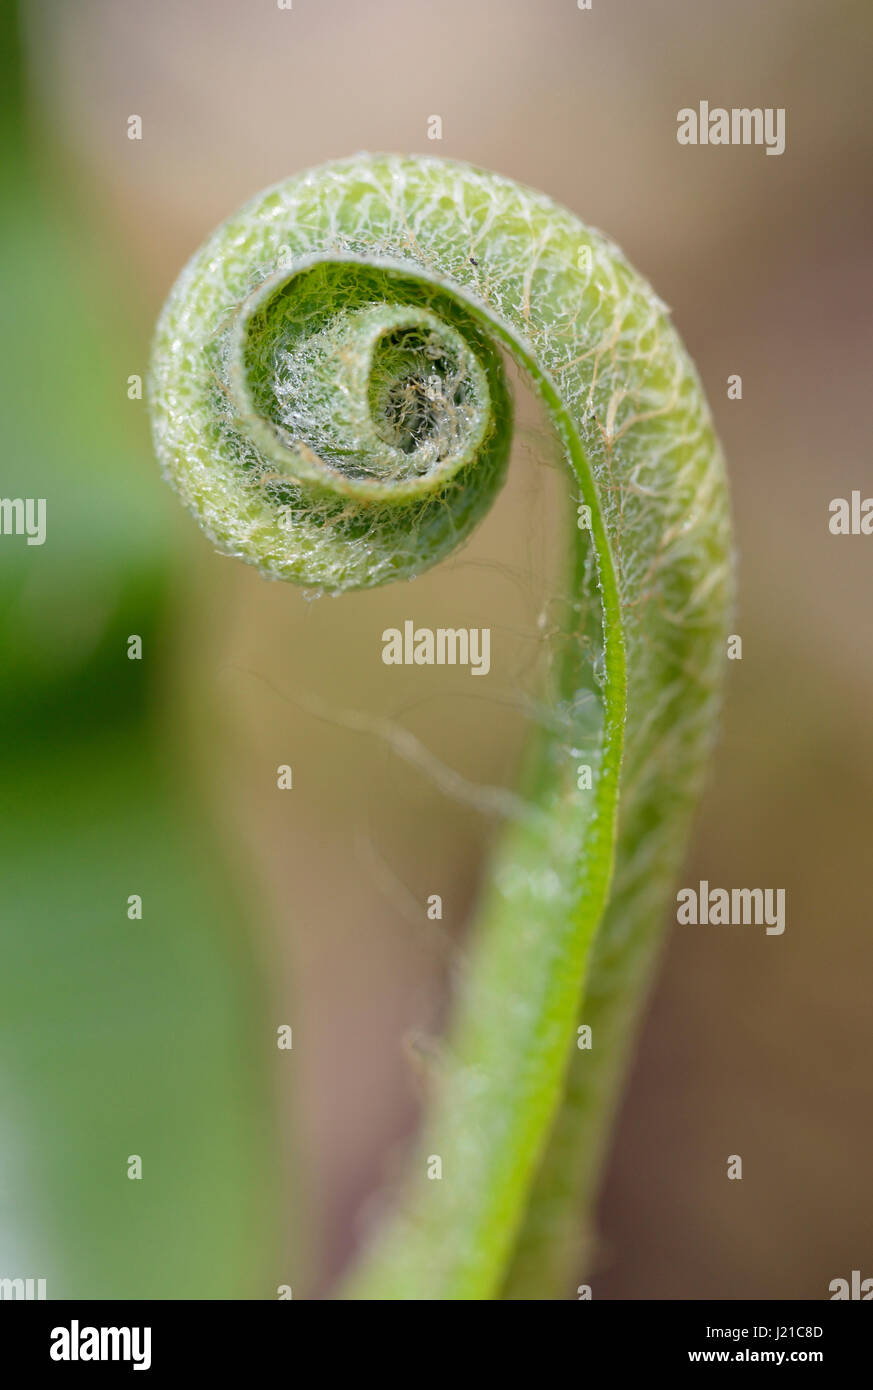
[{"x1": 1, "y1": 0, "x2": 871, "y2": 1299}]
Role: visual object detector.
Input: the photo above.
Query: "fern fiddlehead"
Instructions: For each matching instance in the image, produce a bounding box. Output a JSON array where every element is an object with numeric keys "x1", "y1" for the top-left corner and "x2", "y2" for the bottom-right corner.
[{"x1": 149, "y1": 155, "x2": 733, "y2": 1300}]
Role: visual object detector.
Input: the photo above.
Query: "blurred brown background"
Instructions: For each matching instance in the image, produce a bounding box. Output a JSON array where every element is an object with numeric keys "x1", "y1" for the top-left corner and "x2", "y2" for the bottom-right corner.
[{"x1": 21, "y1": 0, "x2": 873, "y2": 1297}]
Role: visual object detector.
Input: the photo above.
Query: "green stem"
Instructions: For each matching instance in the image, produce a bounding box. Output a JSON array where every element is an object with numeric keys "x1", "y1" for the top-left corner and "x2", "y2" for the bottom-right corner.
[{"x1": 149, "y1": 154, "x2": 733, "y2": 1300}]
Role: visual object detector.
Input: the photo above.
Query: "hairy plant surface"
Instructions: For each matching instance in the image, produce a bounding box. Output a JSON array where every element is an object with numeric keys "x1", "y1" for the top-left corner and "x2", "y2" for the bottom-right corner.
[{"x1": 150, "y1": 154, "x2": 733, "y2": 1299}]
